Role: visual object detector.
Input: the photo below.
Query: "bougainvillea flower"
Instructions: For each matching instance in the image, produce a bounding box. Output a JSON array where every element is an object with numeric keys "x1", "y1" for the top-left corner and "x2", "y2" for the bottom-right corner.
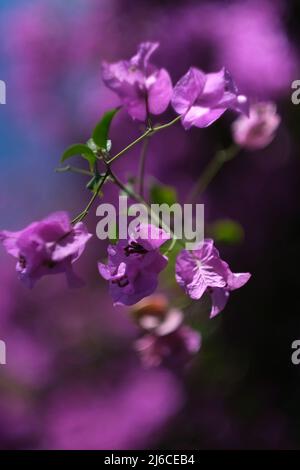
[
  {"x1": 175, "y1": 239, "x2": 251, "y2": 317},
  {"x1": 171, "y1": 66, "x2": 248, "y2": 129},
  {"x1": 0, "y1": 212, "x2": 92, "y2": 288},
  {"x1": 232, "y1": 102, "x2": 281, "y2": 150},
  {"x1": 98, "y1": 224, "x2": 170, "y2": 306},
  {"x1": 135, "y1": 326, "x2": 201, "y2": 368},
  {"x1": 102, "y1": 42, "x2": 173, "y2": 121}
]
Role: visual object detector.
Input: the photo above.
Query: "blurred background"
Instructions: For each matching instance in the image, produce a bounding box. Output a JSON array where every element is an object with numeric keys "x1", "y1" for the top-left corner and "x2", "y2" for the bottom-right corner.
[{"x1": 0, "y1": 0, "x2": 300, "y2": 450}]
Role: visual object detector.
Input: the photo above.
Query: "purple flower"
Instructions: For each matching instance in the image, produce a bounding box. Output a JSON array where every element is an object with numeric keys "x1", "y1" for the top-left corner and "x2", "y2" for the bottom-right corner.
[
  {"x1": 98, "y1": 224, "x2": 170, "y2": 306},
  {"x1": 171, "y1": 67, "x2": 248, "y2": 129},
  {"x1": 232, "y1": 102, "x2": 281, "y2": 150},
  {"x1": 102, "y1": 42, "x2": 173, "y2": 121},
  {"x1": 135, "y1": 326, "x2": 201, "y2": 368},
  {"x1": 0, "y1": 212, "x2": 92, "y2": 288},
  {"x1": 175, "y1": 239, "x2": 251, "y2": 317}
]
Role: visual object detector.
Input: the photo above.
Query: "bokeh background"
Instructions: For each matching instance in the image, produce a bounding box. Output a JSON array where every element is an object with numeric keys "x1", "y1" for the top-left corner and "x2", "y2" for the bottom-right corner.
[{"x1": 0, "y1": 0, "x2": 300, "y2": 450}]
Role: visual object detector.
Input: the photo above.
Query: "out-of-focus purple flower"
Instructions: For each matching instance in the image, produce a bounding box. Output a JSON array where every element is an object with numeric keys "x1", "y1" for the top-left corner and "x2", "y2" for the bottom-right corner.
[
  {"x1": 212, "y1": 0, "x2": 297, "y2": 99},
  {"x1": 4, "y1": 329, "x2": 54, "y2": 387},
  {"x1": 232, "y1": 102, "x2": 281, "y2": 150},
  {"x1": 0, "y1": 212, "x2": 92, "y2": 288},
  {"x1": 175, "y1": 239, "x2": 251, "y2": 317},
  {"x1": 44, "y1": 369, "x2": 183, "y2": 450},
  {"x1": 99, "y1": 224, "x2": 170, "y2": 306},
  {"x1": 102, "y1": 42, "x2": 173, "y2": 121},
  {"x1": 132, "y1": 294, "x2": 200, "y2": 367},
  {"x1": 132, "y1": 294, "x2": 183, "y2": 336},
  {"x1": 172, "y1": 67, "x2": 248, "y2": 129},
  {"x1": 135, "y1": 326, "x2": 201, "y2": 368}
]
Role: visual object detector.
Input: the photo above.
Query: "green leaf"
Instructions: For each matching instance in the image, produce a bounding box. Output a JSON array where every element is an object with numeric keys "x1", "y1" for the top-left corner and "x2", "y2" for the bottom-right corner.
[
  {"x1": 209, "y1": 219, "x2": 244, "y2": 245},
  {"x1": 150, "y1": 183, "x2": 177, "y2": 206},
  {"x1": 86, "y1": 138, "x2": 99, "y2": 154},
  {"x1": 92, "y1": 108, "x2": 120, "y2": 150},
  {"x1": 61, "y1": 143, "x2": 97, "y2": 171}
]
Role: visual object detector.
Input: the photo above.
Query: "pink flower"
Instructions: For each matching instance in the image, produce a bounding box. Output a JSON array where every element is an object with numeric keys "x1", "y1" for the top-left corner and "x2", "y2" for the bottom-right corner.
[
  {"x1": 0, "y1": 212, "x2": 92, "y2": 288},
  {"x1": 232, "y1": 102, "x2": 281, "y2": 150},
  {"x1": 175, "y1": 239, "x2": 251, "y2": 317},
  {"x1": 102, "y1": 42, "x2": 173, "y2": 121},
  {"x1": 98, "y1": 224, "x2": 170, "y2": 306},
  {"x1": 171, "y1": 66, "x2": 248, "y2": 129}
]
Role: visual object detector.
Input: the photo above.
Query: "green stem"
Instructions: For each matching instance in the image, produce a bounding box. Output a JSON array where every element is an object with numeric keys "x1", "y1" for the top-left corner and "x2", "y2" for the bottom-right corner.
[
  {"x1": 106, "y1": 115, "x2": 181, "y2": 165},
  {"x1": 152, "y1": 115, "x2": 181, "y2": 131},
  {"x1": 68, "y1": 115, "x2": 182, "y2": 231},
  {"x1": 187, "y1": 144, "x2": 240, "y2": 203},
  {"x1": 71, "y1": 170, "x2": 110, "y2": 224},
  {"x1": 107, "y1": 129, "x2": 152, "y2": 164}
]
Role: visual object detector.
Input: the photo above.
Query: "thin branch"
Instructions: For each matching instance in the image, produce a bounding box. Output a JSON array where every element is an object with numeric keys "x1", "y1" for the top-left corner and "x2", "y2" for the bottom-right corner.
[
  {"x1": 106, "y1": 115, "x2": 181, "y2": 165},
  {"x1": 71, "y1": 170, "x2": 110, "y2": 224},
  {"x1": 137, "y1": 137, "x2": 150, "y2": 198},
  {"x1": 55, "y1": 165, "x2": 93, "y2": 177}
]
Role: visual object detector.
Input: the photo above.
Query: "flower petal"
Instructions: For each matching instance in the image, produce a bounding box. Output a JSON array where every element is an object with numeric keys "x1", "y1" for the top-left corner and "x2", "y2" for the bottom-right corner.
[
  {"x1": 172, "y1": 67, "x2": 206, "y2": 115},
  {"x1": 147, "y1": 68, "x2": 172, "y2": 115},
  {"x1": 130, "y1": 42, "x2": 159, "y2": 70},
  {"x1": 210, "y1": 287, "x2": 230, "y2": 318},
  {"x1": 227, "y1": 271, "x2": 251, "y2": 290},
  {"x1": 182, "y1": 105, "x2": 226, "y2": 129}
]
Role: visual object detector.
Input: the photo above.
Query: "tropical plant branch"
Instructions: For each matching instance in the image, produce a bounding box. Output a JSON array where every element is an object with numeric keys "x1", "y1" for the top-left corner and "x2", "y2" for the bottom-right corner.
[
  {"x1": 69, "y1": 115, "x2": 182, "y2": 226},
  {"x1": 71, "y1": 170, "x2": 110, "y2": 224}
]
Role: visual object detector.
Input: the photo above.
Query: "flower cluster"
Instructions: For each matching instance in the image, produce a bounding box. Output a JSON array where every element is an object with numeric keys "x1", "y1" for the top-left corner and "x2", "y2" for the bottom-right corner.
[
  {"x1": 102, "y1": 42, "x2": 248, "y2": 129},
  {"x1": 0, "y1": 212, "x2": 92, "y2": 288},
  {"x1": 1, "y1": 41, "x2": 279, "y2": 369}
]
